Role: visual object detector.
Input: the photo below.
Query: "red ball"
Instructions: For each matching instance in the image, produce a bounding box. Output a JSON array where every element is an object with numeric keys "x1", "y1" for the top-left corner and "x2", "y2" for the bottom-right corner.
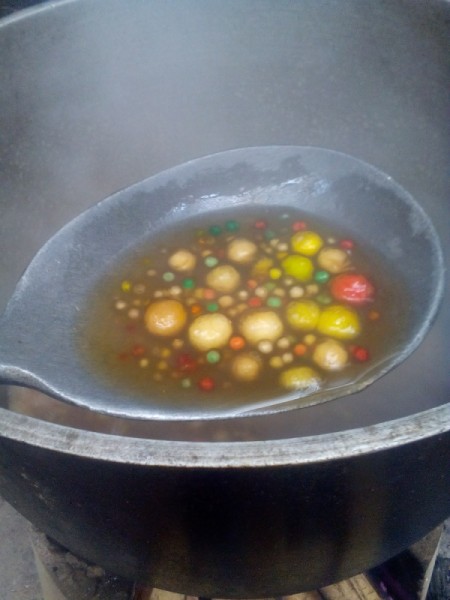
[
  {"x1": 176, "y1": 353, "x2": 197, "y2": 372},
  {"x1": 352, "y1": 346, "x2": 370, "y2": 362},
  {"x1": 131, "y1": 344, "x2": 146, "y2": 357},
  {"x1": 248, "y1": 296, "x2": 263, "y2": 308},
  {"x1": 254, "y1": 219, "x2": 267, "y2": 230},
  {"x1": 198, "y1": 376, "x2": 215, "y2": 391},
  {"x1": 330, "y1": 273, "x2": 375, "y2": 305},
  {"x1": 292, "y1": 220, "x2": 307, "y2": 231},
  {"x1": 339, "y1": 239, "x2": 354, "y2": 250}
]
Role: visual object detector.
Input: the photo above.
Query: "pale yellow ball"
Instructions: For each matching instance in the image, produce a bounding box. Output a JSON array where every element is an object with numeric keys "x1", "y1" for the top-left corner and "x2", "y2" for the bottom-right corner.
[
  {"x1": 188, "y1": 313, "x2": 233, "y2": 351},
  {"x1": 317, "y1": 247, "x2": 351, "y2": 274},
  {"x1": 206, "y1": 264, "x2": 241, "y2": 293},
  {"x1": 168, "y1": 249, "x2": 196, "y2": 272},
  {"x1": 227, "y1": 238, "x2": 258, "y2": 264},
  {"x1": 231, "y1": 352, "x2": 262, "y2": 382},
  {"x1": 312, "y1": 339, "x2": 348, "y2": 371},
  {"x1": 239, "y1": 310, "x2": 284, "y2": 345}
]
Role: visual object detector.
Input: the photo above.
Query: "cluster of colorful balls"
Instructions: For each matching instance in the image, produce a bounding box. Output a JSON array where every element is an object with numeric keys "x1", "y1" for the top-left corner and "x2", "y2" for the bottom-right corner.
[{"x1": 113, "y1": 212, "x2": 379, "y2": 395}]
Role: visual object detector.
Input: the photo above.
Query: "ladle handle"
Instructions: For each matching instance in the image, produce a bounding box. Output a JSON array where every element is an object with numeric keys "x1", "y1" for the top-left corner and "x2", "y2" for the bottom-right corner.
[{"x1": 0, "y1": 312, "x2": 30, "y2": 385}]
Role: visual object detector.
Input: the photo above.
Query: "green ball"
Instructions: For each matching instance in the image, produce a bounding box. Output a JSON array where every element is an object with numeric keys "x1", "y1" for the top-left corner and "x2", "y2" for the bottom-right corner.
[
  {"x1": 206, "y1": 350, "x2": 221, "y2": 364},
  {"x1": 209, "y1": 225, "x2": 222, "y2": 236},
  {"x1": 225, "y1": 220, "x2": 240, "y2": 232},
  {"x1": 162, "y1": 271, "x2": 175, "y2": 282},
  {"x1": 182, "y1": 278, "x2": 195, "y2": 289},
  {"x1": 314, "y1": 270, "x2": 330, "y2": 284},
  {"x1": 266, "y1": 296, "x2": 282, "y2": 308},
  {"x1": 204, "y1": 256, "x2": 219, "y2": 268}
]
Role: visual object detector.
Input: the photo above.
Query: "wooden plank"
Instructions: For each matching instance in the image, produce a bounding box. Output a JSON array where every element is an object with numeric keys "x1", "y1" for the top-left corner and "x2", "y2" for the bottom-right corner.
[
  {"x1": 422, "y1": 519, "x2": 450, "y2": 600},
  {"x1": 133, "y1": 573, "x2": 382, "y2": 600},
  {"x1": 284, "y1": 592, "x2": 323, "y2": 600},
  {"x1": 319, "y1": 574, "x2": 382, "y2": 600},
  {"x1": 150, "y1": 589, "x2": 187, "y2": 600},
  {"x1": 130, "y1": 588, "x2": 172, "y2": 600}
]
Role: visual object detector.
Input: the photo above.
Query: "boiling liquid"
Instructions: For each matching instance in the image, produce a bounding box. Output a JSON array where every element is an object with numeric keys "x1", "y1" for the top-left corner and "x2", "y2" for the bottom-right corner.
[{"x1": 77, "y1": 206, "x2": 408, "y2": 414}]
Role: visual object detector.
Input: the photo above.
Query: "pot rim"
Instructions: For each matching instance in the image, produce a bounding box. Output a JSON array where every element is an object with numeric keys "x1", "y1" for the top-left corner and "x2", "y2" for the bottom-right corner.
[{"x1": 0, "y1": 402, "x2": 448, "y2": 468}]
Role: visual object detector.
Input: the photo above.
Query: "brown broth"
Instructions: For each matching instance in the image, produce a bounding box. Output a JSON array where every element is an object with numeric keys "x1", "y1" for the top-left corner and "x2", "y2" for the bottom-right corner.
[{"x1": 77, "y1": 206, "x2": 408, "y2": 413}]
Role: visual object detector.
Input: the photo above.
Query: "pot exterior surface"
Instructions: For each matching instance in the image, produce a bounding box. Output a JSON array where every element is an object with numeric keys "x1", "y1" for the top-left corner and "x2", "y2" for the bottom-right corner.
[
  {"x1": 0, "y1": 431, "x2": 449, "y2": 597},
  {"x1": 0, "y1": 0, "x2": 449, "y2": 596}
]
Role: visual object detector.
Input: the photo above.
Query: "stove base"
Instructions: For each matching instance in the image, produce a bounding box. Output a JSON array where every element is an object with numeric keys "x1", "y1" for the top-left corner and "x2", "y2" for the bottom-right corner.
[
  {"x1": 30, "y1": 525, "x2": 442, "y2": 600},
  {"x1": 31, "y1": 528, "x2": 132, "y2": 600}
]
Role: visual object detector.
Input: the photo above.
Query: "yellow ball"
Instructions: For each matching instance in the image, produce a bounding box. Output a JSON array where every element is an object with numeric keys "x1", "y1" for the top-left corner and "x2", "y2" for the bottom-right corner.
[
  {"x1": 291, "y1": 230, "x2": 324, "y2": 256},
  {"x1": 281, "y1": 255, "x2": 314, "y2": 282},
  {"x1": 316, "y1": 304, "x2": 361, "y2": 340},
  {"x1": 286, "y1": 300, "x2": 321, "y2": 331},
  {"x1": 269, "y1": 268, "x2": 282, "y2": 280},
  {"x1": 279, "y1": 366, "x2": 321, "y2": 391},
  {"x1": 251, "y1": 257, "x2": 274, "y2": 277}
]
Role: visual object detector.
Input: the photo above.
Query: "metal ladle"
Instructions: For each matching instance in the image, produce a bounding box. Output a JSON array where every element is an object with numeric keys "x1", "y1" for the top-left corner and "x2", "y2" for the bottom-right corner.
[{"x1": 0, "y1": 147, "x2": 444, "y2": 420}]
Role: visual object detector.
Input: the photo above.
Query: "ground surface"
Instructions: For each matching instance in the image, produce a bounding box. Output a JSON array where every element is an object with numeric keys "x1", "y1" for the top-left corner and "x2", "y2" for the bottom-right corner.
[{"x1": 0, "y1": 498, "x2": 42, "y2": 600}]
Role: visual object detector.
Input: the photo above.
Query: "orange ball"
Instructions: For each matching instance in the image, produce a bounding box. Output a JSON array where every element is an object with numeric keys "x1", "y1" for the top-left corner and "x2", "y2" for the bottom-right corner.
[
  {"x1": 229, "y1": 336, "x2": 246, "y2": 350},
  {"x1": 144, "y1": 300, "x2": 187, "y2": 337}
]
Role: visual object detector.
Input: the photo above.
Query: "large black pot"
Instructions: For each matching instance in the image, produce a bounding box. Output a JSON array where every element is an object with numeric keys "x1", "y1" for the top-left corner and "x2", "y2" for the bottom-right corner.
[{"x1": 0, "y1": 1, "x2": 449, "y2": 597}]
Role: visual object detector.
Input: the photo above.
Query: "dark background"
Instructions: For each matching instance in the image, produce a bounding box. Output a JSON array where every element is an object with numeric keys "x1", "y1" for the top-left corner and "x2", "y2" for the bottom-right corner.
[{"x1": 0, "y1": 0, "x2": 45, "y2": 16}]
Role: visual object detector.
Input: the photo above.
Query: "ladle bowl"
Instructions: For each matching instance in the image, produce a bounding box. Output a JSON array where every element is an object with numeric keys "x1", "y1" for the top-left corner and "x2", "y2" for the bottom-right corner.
[{"x1": 0, "y1": 146, "x2": 444, "y2": 420}]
